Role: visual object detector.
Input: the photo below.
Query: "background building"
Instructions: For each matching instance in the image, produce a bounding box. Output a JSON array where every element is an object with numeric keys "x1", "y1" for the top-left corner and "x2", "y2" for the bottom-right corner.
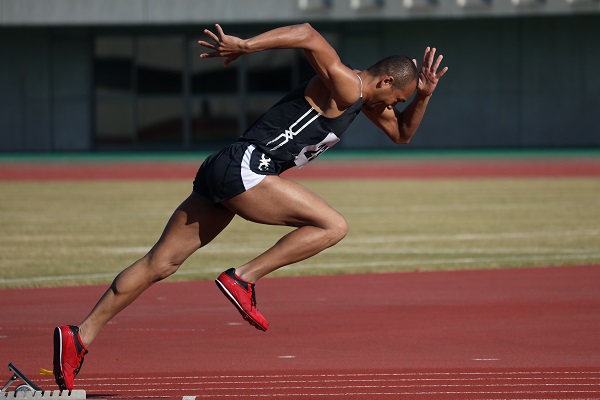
[{"x1": 1, "y1": 0, "x2": 599, "y2": 152}]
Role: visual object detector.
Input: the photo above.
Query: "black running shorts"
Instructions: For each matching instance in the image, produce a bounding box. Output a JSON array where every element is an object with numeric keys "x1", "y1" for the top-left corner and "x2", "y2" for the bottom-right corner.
[{"x1": 193, "y1": 142, "x2": 278, "y2": 205}]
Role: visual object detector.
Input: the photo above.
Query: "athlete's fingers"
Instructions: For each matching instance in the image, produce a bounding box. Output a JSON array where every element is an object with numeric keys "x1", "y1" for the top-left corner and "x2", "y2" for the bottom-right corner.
[
  {"x1": 432, "y1": 54, "x2": 443, "y2": 72},
  {"x1": 197, "y1": 40, "x2": 216, "y2": 50},
  {"x1": 215, "y1": 24, "x2": 226, "y2": 39},
  {"x1": 199, "y1": 51, "x2": 221, "y2": 59},
  {"x1": 203, "y1": 28, "x2": 219, "y2": 43},
  {"x1": 428, "y1": 48, "x2": 437, "y2": 71},
  {"x1": 422, "y1": 47, "x2": 430, "y2": 66},
  {"x1": 436, "y1": 66, "x2": 449, "y2": 79}
]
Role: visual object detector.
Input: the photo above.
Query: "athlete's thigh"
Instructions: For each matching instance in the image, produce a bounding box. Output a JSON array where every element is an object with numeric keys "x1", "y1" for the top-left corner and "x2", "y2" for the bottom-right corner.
[
  {"x1": 152, "y1": 192, "x2": 235, "y2": 264},
  {"x1": 223, "y1": 175, "x2": 343, "y2": 228}
]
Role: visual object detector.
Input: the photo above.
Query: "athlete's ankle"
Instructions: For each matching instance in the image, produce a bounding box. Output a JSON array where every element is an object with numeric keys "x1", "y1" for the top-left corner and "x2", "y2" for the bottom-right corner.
[
  {"x1": 77, "y1": 324, "x2": 92, "y2": 348},
  {"x1": 233, "y1": 268, "x2": 255, "y2": 284}
]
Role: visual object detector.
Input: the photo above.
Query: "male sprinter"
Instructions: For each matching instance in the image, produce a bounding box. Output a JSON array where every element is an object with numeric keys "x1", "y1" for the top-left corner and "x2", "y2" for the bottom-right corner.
[{"x1": 53, "y1": 23, "x2": 447, "y2": 391}]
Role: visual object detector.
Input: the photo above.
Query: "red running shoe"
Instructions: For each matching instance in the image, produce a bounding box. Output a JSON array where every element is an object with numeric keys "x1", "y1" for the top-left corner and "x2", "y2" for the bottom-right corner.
[
  {"x1": 53, "y1": 325, "x2": 88, "y2": 391},
  {"x1": 216, "y1": 268, "x2": 269, "y2": 331}
]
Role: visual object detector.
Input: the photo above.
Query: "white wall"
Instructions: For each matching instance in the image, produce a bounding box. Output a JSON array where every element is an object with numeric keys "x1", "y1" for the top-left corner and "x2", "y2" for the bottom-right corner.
[{"x1": 0, "y1": 0, "x2": 598, "y2": 26}]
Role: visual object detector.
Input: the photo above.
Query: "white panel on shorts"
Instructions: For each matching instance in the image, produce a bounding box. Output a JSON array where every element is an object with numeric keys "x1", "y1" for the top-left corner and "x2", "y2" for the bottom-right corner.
[{"x1": 241, "y1": 144, "x2": 267, "y2": 191}]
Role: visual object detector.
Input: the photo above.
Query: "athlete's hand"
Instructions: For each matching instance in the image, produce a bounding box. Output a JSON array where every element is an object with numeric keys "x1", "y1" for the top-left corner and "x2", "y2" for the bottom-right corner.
[
  {"x1": 415, "y1": 47, "x2": 448, "y2": 97},
  {"x1": 198, "y1": 24, "x2": 247, "y2": 67}
]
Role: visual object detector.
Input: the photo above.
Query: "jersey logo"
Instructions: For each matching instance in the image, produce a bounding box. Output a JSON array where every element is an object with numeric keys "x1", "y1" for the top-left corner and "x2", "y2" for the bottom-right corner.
[
  {"x1": 295, "y1": 132, "x2": 340, "y2": 168},
  {"x1": 258, "y1": 153, "x2": 271, "y2": 171},
  {"x1": 303, "y1": 144, "x2": 328, "y2": 162},
  {"x1": 267, "y1": 108, "x2": 320, "y2": 151}
]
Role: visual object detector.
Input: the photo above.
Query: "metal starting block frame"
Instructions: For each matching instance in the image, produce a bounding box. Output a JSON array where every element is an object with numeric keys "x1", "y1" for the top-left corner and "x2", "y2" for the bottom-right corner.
[
  {"x1": 2, "y1": 363, "x2": 87, "y2": 399},
  {"x1": 2, "y1": 391, "x2": 86, "y2": 399}
]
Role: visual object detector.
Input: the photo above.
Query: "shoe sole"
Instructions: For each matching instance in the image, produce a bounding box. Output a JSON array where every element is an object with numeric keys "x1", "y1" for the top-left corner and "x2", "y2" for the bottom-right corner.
[
  {"x1": 215, "y1": 279, "x2": 267, "y2": 331},
  {"x1": 53, "y1": 327, "x2": 67, "y2": 390}
]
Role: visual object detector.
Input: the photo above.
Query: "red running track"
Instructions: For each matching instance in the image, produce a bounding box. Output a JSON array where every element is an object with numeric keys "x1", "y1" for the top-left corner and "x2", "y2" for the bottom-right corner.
[
  {"x1": 0, "y1": 158, "x2": 600, "y2": 180},
  {"x1": 1, "y1": 266, "x2": 599, "y2": 399}
]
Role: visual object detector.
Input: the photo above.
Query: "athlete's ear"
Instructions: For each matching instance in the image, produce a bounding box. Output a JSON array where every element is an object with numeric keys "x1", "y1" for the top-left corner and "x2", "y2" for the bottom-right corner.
[{"x1": 376, "y1": 76, "x2": 394, "y2": 89}]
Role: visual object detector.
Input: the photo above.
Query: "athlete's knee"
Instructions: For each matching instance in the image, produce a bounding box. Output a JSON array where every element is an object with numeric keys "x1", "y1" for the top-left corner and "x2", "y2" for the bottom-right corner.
[
  {"x1": 324, "y1": 214, "x2": 349, "y2": 246},
  {"x1": 144, "y1": 251, "x2": 184, "y2": 282}
]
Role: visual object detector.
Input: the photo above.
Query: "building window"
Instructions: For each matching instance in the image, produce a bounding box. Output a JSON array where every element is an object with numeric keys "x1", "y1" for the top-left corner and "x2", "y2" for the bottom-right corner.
[
  {"x1": 191, "y1": 97, "x2": 239, "y2": 144},
  {"x1": 137, "y1": 37, "x2": 183, "y2": 95},
  {"x1": 247, "y1": 49, "x2": 295, "y2": 93},
  {"x1": 95, "y1": 36, "x2": 134, "y2": 96},
  {"x1": 189, "y1": 38, "x2": 240, "y2": 144},
  {"x1": 94, "y1": 37, "x2": 135, "y2": 145},
  {"x1": 95, "y1": 100, "x2": 135, "y2": 145},
  {"x1": 93, "y1": 31, "x2": 334, "y2": 150},
  {"x1": 137, "y1": 99, "x2": 183, "y2": 146}
]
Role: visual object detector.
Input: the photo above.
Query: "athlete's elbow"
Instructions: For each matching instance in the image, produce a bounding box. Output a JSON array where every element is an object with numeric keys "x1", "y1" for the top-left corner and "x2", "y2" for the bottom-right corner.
[
  {"x1": 395, "y1": 128, "x2": 416, "y2": 144},
  {"x1": 395, "y1": 136, "x2": 412, "y2": 145},
  {"x1": 299, "y1": 23, "x2": 316, "y2": 34},
  {"x1": 297, "y1": 23, "x2": 320, "y2": 44},
  {"x1": 389, "y1": 132, "x2": 412, "y2": 145}
]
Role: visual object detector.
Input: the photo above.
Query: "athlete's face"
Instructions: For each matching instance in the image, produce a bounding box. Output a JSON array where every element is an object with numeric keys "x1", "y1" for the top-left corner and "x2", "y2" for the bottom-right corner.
[
  {"x1": 365, "y1": 78, "x2": 417, "y2": 111},
  {"x1": 384, "y1": 80, "x2": 417, "y2": 110}
]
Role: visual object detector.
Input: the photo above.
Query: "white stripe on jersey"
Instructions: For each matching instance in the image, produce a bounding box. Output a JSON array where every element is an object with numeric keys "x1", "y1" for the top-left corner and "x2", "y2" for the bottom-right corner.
[{"x1": 266, "y1": 108, "x2": 320, "y2": 151}]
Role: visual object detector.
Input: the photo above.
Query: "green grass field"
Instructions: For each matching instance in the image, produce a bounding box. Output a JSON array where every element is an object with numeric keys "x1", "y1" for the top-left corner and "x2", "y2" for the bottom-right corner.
[{"x1": 1, "y1": 178, "x2": 599, "y2": 289}]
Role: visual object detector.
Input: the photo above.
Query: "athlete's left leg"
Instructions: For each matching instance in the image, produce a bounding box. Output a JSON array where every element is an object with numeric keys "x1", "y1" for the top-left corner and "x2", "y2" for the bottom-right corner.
[{"x1": 222, "y1": 175, "x2": 349, "y2": 283}]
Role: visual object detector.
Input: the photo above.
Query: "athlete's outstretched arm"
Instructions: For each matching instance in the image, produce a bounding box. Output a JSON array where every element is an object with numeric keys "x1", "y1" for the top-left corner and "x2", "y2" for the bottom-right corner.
[
  {"x1": 198, "y1": 23, "x2": 360, "y2": 105},
  {"x1": 363, "y1": 47, "x2": 448, "y2": 144}
]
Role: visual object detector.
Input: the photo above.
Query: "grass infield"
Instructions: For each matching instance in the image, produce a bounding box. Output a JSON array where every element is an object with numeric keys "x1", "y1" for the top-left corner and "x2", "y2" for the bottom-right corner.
[{"x1": 1, "y1": 177, "x2": 599, "y2": 288}]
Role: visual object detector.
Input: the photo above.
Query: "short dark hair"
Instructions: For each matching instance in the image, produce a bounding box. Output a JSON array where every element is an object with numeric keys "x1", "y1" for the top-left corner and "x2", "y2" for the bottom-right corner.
[{"x1": 366, "y1": 55, "x2": 418, "y2": 89}]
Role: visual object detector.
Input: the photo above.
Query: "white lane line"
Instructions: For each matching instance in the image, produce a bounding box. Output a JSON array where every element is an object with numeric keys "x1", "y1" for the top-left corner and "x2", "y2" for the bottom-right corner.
[
  {"x1": 74, "y1": 371, "x2": 600, "y2": 381},
  {"x1": 102, "y1": 246, "x2": 600, "y2": 256},
  {"x1": 73, "y1": 375, "x2": 600, "y2": 386},
  {"x1": 64, "y1": 371, "x2": 600, "y2": 398},
  {"x1": 338, "y1": 203, "x2": 580, "y2": 213},
  {"x1": 322, "y1": 247, "x2": 599, "y2": 255},
  {"x1": 98, "y1": 229, "x2": 600, "y2": 255},
  {"x1": 292, "y1": 253, "x2": 600, "y2": 272},
  {"x1": 0, "y1": 272, "x2": 126, "y2": 284},
  {"x1": 76, "y1": 386, "x2": 600, "y2": 397},
  {"x1": 5, "y1": 250, "x2": 600, "y2": 285},
  {"x1": 343, "y1": 229, "x2": 600, "y2": 244},
  {"x1": 169, "y1": 391, "x2": 600, "y2": 398},
  {"x1": 3, "y1": 228, "x2": 595, "y2": 284},
  {"x1": 75, "y1": 374, "x2": 600, "y2": 385}
]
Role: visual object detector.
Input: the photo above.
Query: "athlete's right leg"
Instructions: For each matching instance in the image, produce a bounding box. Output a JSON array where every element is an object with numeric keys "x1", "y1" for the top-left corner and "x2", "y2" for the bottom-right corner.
[
  {"x1": 54, "y1": 192, "x2": 234, "y2": 390},
  {"x1": 78, "y1": 192, "x2": 234, "y2": 347}
]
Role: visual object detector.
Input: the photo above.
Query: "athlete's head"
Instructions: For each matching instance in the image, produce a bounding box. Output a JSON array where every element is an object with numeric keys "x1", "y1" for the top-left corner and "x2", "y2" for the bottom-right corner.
[
  {"x1": 363, "y1": 55, "x2": 419, "y2": 110},
  {"x1": 366, "y1": 55, "x2": 418, "y2": 90}
]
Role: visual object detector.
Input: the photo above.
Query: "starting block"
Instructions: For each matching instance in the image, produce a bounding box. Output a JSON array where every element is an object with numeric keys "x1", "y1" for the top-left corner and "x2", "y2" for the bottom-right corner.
[
  {"x1": 1, "y1": 363, "x2": 86, "y2": 399},
  {"x1": 2, "y1": 392, "x2": 86, "y2": 399}
]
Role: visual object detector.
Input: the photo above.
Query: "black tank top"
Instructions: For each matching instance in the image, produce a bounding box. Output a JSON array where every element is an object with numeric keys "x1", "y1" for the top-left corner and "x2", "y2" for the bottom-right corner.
[{"x1": 238, "y1": 79, "x2": 363, "y2": 174}]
